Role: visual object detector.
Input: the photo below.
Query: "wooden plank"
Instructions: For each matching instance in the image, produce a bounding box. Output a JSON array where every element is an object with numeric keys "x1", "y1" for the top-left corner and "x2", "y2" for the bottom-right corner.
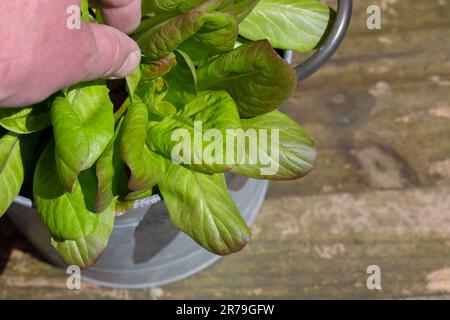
[
  {"x1": 164, "y1": 186, "x2": 450, "y2": 299},
  {"x1": 273, "y1": 0, "x2": 450, "y2": 197},
  {"x1": 1, "y1": 186, "x2": 450, "y2": 299}
]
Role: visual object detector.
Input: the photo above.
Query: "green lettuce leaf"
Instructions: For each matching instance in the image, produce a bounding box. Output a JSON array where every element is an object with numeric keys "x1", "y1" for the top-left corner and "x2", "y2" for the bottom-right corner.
[
  {"x1": 231, "y1": 110, "x2": 316, "y2": 179},
  {"x1": 159, "y1": 163, "x2": 251, "y2": 255},
  {"x1": 34, "y1": 141, "x2": 101, "y2": 241},
  {"x1": 141, "y1": 53, "x2": 178, "y2": 80},
  {"x1": 119, "y1": 100, "x2": 166, "y2": 200},
  {"x1": 163, "y1": 50, "x2": 198, "y2": 106},
  {"x1": 239, "y1": 0, "x2": 331, "y2": 52},
  {"x1": 147, "y1": 90, "x2": 242, "y2": 173},
  {"x1": 197, "y1": 40, "x2": 297, "y2": 117},
  {"x1": 217, "y1": 0, "x2": 260, "y2": 22},
  {"x1": 143, "y1": 0, "x2": 186, "y2": 14},
  {"x1": 95, "y1": 120, "x2": 129, "y2": 213},
  {"x1": 179, "y1": 12, "x2": 239, "y2": 63},
  {"x1": 194, "y1": 13, "x2": 238, "y2": 52},
  {"x1": 0, "y1": 133, "x2": 25, "y2": 217},
  {"x1": 0, "y1": 103, "x2": 51, "y2": 134},
  {"x1": 51, "y1": 82, "x2": 115, "y2": 191},
  {"x1": 137, "y1": 11, "x2": 204, "y2": 60},
  {"x1": 51, "y1": 199, "x2": 115, "y2": 268},
  {"x1": 142, "y1": 0, "x2": 208, "y2": 15},
  {"x1": 135, "y1": 78, "x2": 170, "y2": 113},
  {"x1": 125, "y1": 67, "x2": 142, "y2": 98}
]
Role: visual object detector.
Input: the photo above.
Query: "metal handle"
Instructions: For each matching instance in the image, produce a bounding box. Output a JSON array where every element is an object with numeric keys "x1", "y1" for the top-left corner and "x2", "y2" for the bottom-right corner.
[{"x1": 296, "y1": 0, "x2": 353, "y2": 82}]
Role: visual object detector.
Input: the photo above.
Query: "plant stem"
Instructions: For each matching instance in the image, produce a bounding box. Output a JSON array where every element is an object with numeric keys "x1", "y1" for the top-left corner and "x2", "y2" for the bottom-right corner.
[
  {"x1": 114, "y1": 98, "x2": 131, "y2": 122},
  {"x1": 95, "y1": 9, "x2": 105, "y2": 24},
  {"x1": 81, "y1": 0, "x2": 90, "y2": 21}
]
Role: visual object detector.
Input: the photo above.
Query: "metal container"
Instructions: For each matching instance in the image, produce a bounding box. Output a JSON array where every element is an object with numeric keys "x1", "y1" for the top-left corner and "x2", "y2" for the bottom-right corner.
[
  {"x1": 8, "y1": 0, "x2": 352, "y2": 288},
  {"x1": 9, "y1": 175, "x2": 267, "y2": 288}
]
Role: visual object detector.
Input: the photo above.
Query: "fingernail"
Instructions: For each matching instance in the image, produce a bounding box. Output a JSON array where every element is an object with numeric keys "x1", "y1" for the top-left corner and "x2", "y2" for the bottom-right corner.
[{"x1": 109, "y1": 50, "x2": 141, "y2": 79}]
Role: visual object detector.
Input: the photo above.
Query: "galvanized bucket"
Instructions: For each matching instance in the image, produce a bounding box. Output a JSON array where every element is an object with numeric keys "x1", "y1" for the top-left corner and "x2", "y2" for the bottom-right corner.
[{"x1": 9, "y1": 175, "x2": 267, "y2": 288}]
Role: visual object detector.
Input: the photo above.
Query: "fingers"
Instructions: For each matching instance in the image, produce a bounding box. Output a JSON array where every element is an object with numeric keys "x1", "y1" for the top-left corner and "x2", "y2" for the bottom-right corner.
[
  {"x1": 0, "y1": 0, "x2": 142, "y2": 107},
  {"x1": 78, "y1": 22, "x2": 141, "y2": 80},
  {"x1": 91, "y1": 0, "x2": 141, "y2": 34},
  {"x1": 2, "y1": 23, "x2": 140, "y2": 107},
  {"x1": 57, "y1": 1, "x2": 142, "y2": 86}
]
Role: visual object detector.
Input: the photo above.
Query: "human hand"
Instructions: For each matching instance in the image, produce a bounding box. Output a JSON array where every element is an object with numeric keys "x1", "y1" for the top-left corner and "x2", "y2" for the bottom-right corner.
[{"x1": 0, "y1": 0, "x2": 142, "y2": 107}]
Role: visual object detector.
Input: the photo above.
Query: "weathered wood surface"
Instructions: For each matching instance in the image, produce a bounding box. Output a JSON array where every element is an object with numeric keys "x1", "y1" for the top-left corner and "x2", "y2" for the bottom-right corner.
[{"x1": 1, "y1": 0, "x2": 450, "y2": 299}]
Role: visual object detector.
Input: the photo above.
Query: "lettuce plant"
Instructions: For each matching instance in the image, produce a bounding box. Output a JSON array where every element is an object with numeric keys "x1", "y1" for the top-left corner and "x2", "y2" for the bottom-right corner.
[{"x1": 0, "y1": 0, "x2": 331, "y2": 267}]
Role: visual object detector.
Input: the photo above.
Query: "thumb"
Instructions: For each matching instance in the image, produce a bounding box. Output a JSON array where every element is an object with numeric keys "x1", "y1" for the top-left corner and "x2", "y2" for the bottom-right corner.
[
  {"x1": 74, "y1": 22, "x2": 141, "y2": 81},
  {"x1": 0, "y1": 8, "x2": 142, "y2": 107}
]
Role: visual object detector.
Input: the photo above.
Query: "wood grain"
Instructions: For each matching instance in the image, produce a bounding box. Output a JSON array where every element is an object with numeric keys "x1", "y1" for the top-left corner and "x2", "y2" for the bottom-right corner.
[{"x1": 1, "y1": 0, "x2": 450, "y2": 299}]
